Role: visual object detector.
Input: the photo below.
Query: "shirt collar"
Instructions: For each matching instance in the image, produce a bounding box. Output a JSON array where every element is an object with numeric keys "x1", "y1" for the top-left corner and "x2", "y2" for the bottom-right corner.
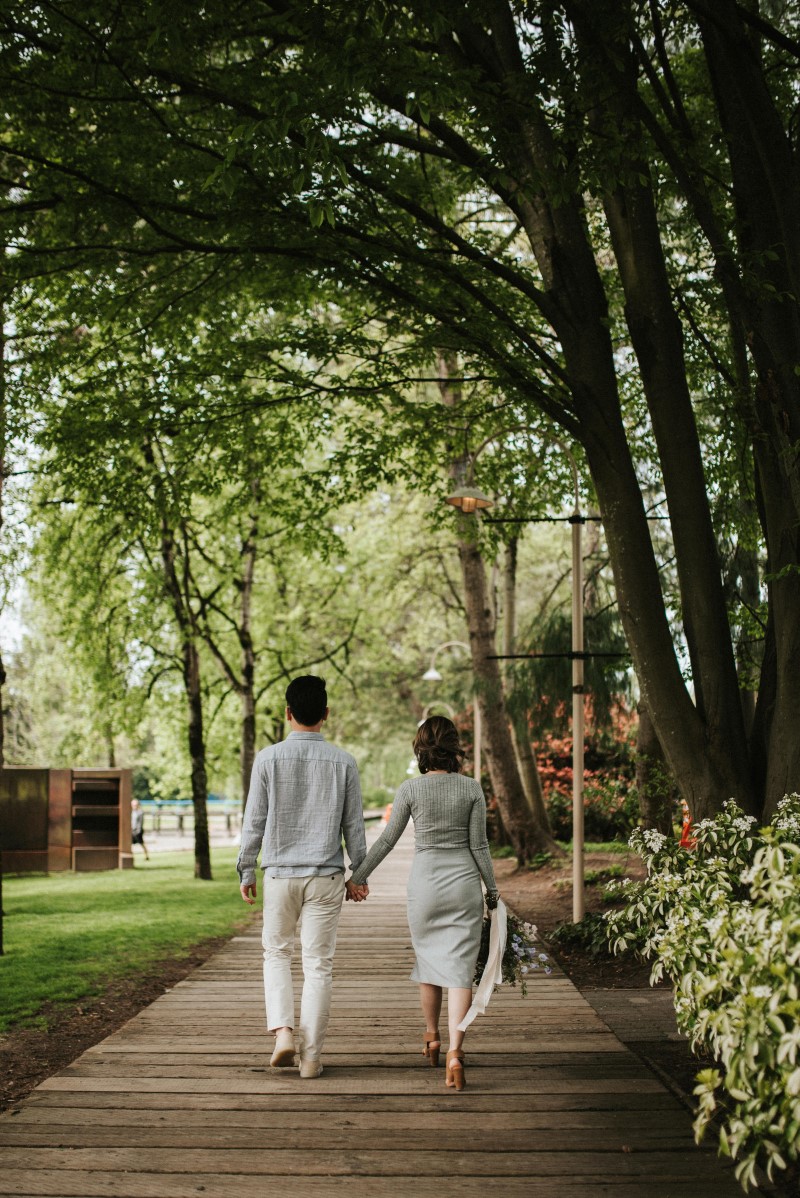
[{"x1": 287, "y1": 731, "x2": 326, "y2": 740}]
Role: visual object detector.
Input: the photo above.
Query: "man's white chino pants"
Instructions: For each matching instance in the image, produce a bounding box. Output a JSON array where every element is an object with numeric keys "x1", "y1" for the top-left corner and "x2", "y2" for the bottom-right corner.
[{"x1": 261, "y1": 873, "x2": 346, "y2": 1062}]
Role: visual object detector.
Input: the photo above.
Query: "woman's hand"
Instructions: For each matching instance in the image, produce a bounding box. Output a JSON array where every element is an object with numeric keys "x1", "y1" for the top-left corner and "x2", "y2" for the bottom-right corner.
[{"x1": 345, "y1": 880, "x2": 369, "y2": 902}]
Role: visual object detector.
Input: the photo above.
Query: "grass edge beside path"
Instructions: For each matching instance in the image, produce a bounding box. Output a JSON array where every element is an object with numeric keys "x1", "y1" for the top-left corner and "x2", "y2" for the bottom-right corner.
[
  {"x1": 0, "y1": 846, "x2": 256, "y2": 1035},
  {"x1": 0, "y1": 925, "x2": 256, "y2": 1113}
]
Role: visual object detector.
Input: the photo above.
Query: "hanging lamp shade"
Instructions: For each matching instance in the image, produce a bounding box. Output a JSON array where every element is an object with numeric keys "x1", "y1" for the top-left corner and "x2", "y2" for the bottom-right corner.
[{"x1": 445, "y1": 485, "x2": 493, "y2": 514}]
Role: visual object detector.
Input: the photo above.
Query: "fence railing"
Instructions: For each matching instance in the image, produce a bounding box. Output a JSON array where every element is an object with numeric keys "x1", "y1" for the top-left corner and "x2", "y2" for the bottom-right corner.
[{"x1": 139, "y1": 800, "x2": 242, "y2": 836}]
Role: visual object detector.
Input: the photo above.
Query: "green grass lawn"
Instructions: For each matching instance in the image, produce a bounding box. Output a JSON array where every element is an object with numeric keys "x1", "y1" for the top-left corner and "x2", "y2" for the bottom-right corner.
[{"x1": 0, "y1": 847, "x2": 256, "y2": 1034}]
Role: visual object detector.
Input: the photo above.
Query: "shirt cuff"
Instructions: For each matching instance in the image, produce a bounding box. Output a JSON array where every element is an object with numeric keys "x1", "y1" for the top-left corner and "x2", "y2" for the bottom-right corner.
[{"x1": 238, "y1": 865, "x2": 257, "y2": 886}]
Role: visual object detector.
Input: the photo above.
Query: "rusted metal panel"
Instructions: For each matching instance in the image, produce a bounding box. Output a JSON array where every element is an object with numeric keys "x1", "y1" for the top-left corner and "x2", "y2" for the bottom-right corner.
[
  {"x1": 48, "y1": 769, "x2": 72, "y2": 850},
  {"x1": 47, "y1": 846, "x2": 72, "y2": 872},
  {"x1": 2, "y1": 849, "x2": 50, "y2": 873},
  {"x1": 72, "y1": 847, "x2": 120, "y2": 871},
  {"x1": 118, "y1": 769, "x2": 132, "y2": 857},
  {"x1": 0, "y1": 768, "x2": 49, "y2": 851}
]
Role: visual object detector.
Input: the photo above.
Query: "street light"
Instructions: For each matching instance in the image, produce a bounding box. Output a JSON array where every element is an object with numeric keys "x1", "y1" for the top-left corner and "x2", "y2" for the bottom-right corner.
[
  {"x1": 444, "y1": 485, "x2": 493, "y2": 514},
  {"x1": 422, "y1": 641, "x2": 483, "y2": 782},
  {"x1": 446, "y1": 429, "x2": 586, "y2": 922}
]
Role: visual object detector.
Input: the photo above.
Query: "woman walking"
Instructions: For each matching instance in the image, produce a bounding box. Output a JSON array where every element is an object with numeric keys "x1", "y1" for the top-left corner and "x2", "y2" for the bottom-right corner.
[{"x1": 346, "y1": 715, "x2": 499, "y2": 1090}]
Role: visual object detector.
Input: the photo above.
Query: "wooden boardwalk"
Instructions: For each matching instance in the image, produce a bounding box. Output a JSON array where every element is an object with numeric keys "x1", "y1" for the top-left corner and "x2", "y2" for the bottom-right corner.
[{"x1": 0, "y1": 829, "x2": 754, "y2": 1197}]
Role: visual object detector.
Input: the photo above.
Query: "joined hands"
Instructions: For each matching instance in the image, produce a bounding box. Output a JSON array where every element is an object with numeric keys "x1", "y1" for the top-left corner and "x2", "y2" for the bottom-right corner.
[{"x1": 345, "y1": 880, "x2": 369, "y2": 902}]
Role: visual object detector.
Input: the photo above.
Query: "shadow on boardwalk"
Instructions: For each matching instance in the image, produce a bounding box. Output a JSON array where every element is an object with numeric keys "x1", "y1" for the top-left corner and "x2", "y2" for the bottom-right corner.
[{"x1": 0, "y1": 829, "x2": 765, "y2": 1197}]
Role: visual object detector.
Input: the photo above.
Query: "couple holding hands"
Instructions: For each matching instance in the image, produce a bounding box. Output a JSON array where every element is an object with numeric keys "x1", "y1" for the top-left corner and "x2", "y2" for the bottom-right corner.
[{"x1": 237, "y1": 674, "x2": 500, "y2": 1090}]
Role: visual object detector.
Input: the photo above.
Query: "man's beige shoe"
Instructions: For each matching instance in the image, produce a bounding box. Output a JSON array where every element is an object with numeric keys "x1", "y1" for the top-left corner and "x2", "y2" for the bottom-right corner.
[
  {"x1": 270, "y1": 1029, "x2": 296, "y2": 1068},
  {"x1": 299, "y1": 1058, "x2": 323, "y2": 1079}
]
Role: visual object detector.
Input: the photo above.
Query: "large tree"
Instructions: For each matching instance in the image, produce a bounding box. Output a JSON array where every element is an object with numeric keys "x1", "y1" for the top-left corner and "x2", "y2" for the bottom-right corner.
[{"x1": 1, "y1": 1, "x2": 798, "y2": 819}]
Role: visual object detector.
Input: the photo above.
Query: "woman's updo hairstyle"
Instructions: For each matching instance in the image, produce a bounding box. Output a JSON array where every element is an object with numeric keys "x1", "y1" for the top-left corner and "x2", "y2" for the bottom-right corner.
[{"x1": 413, "y1": 715, "x2": 465, "y2": 774}]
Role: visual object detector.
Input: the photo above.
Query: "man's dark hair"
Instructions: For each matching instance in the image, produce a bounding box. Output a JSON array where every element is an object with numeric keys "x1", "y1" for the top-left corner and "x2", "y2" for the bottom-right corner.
[{"x1": 285, "y1": 675, "x2": 328, "y2": 726}]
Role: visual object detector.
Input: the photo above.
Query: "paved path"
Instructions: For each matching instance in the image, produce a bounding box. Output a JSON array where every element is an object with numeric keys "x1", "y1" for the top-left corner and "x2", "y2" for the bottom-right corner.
[{"x1": 0, "y1": 828, "x2": 758, "y2": 1197}]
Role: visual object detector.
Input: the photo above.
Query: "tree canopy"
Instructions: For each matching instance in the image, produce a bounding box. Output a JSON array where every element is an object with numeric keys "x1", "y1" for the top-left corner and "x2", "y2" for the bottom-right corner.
[{"x1": 1, "y1": 0, "x2": 798, "y2": 841}]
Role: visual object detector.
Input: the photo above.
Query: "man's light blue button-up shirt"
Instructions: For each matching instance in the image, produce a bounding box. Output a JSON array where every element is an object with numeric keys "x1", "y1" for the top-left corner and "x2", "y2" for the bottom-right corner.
[{"x1": 237, "y1": 732, "x2": 366, "y2": 885}]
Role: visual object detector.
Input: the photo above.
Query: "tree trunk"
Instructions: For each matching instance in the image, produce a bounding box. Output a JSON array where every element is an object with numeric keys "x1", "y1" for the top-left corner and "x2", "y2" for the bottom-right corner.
[
  {"x1": 501, "y1": 537, "x2": 553, "y2": 837},
  {"x1": 105, "y1": 723, "x2": 116, "y2": 769},
  {"x1": 580, "y1": 396, "x2": 754, "y2": 817},
  {"x1": 600, "y1": 181, "x2": 753, "y2": 799},
  {"x1": 635, "y1": 701, "x2": 674, "y2": 835},
  {"x1": 184, "y1": 636, "x2": 211, "y2": 879},
  {"x1": 241, "y1": 688, "x2": 256, "y2": 809},
  {"x1": 691, "y1": 3, "x2": 800, "y2": 810},
  {"x1": 458, "y1": 525, "x2": 561, "y2": 863},
  {"x1": 160, "y1": 518, "x2": 212, "y2": 880},
  {"x1": 437, "y1": 351, "x2": 558, "y2": 862},
  {"x1": 238, "y1": 495, "x2": 259, "y2": 807},
  {"x1": 754, "y1": 428, "x2": 800, "y2": 814}
]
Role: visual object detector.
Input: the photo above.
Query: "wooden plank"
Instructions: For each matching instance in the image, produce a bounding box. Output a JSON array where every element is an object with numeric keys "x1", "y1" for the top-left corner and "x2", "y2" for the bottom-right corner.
[
  {"x1": 14, "y1": 1090, "x2": 682, "y2": 1113},
  {"x1": 0, "y1": 1127, "x2": 709, "y2": 1151},
  {"x1": 96, "y1": 1024, "x2": 612, "y2": 1046},
  {"x1": 60, "y1": 1045, "x2": 629, "y2": 1069},
  {"x1": 34, "y1": 1075, "x2": 666, "y2": 1095},
  {"x1": 4, "y1": 1108, "x2": 696, "y2": 1132},
  {"x1": 0, "y1": 1147, "x2": 737, "y2": 1177},
  {"x1": 0, "y1": 1173, "x2": 750, "y2": 1198}
]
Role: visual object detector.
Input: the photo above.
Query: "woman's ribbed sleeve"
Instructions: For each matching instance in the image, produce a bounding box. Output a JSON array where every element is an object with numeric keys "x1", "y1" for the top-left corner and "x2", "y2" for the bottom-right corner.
[
  {"x1": 349, "y1": 787, "x2": 412, "y2": 885},
  {"x1": 469, "y1": 787, "x2": 499, "y2": 898}
]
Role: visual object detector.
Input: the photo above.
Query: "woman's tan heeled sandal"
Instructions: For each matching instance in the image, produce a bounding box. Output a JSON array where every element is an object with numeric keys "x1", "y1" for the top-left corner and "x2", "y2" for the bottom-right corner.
[
  {"x1": 445, "y1": 1049, "x2": 466, "y2": 1090},
  {"x1": 423, "y1": 1032, "x2": 441, "y2": 1067}
]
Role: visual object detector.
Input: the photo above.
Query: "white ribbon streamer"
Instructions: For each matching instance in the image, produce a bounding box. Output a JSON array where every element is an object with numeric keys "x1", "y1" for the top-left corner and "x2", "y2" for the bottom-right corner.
[{"x1": 457, "y1": 898, "x2": 508, "y2": 1031}]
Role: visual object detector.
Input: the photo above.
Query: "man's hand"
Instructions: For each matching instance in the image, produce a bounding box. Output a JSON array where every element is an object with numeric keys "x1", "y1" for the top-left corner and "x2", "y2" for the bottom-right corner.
[
  {"x1": 345, "y1": 880, "x2": 369, "y2": 903},
  {"x1": 240, "y1": 881, "x2": 258, "y2": 905}
]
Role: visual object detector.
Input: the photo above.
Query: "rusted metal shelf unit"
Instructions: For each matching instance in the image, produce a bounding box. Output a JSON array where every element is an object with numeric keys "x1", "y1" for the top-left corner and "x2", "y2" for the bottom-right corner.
[{"x1": 0, "y1": 768, "x2": 133, "y2": 873}]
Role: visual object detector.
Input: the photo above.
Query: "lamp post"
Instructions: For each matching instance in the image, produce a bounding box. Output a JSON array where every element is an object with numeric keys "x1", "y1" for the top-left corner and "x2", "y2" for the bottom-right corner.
[
  {"x1": 445, "y1": 431, "x2": 586, "y2": 922},
  {"x1": 422, "y1": 641, "x2": 482, "y2": 781},
  {"x1": 420, "y1": 701, "x2": 457, "y2": 722},
  {"x1": 568, "y1": 477, "x2": 586, "y2": 923}
]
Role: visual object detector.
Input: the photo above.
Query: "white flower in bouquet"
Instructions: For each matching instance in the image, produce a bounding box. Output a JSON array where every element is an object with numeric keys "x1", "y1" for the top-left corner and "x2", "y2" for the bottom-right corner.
[{"x1": 474, "y1": 910, "x2": 552, "y2": 997}]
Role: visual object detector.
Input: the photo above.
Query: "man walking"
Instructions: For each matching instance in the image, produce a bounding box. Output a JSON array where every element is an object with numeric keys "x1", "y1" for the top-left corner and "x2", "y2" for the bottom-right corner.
[{"x1": 238, "y1": 675, "x2": 368, "y2": 1078}]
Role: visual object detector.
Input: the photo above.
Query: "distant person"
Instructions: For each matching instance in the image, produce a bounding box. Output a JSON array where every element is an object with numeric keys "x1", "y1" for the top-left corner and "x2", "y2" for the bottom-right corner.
[
  {"x1": 238, "y1": 675, "x2": 367, "y2": 1079},
  {"x1": 347, "y1": 715, "x2": 499, "y2": 1091},
  {"x1": 130, "y1": 798, "x2": 149, "y2": 861}
]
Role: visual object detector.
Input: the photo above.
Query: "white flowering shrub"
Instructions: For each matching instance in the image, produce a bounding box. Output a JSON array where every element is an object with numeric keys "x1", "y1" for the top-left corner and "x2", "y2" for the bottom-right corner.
[{"x1": 605, "y1": 795, "x2": 800, "y2": 1191}]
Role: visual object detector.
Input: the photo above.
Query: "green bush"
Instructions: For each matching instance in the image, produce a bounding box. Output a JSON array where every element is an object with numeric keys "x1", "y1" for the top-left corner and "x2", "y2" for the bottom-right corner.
[
  {"x1": 549, "y1": 912, "x2": 610, "y2": 957},
  {"x1": 605, "y1": 796, "x2": 800, "y2": 1191},
  {"x1": 361, "y1": 787, "x2": 393, "y2": 810},
  {"x1": 584, "y1": 864, "x2": 625, "y2": 885},
  {"x1": 546, "y1": 779, "x2": 639, "y2": 842}
]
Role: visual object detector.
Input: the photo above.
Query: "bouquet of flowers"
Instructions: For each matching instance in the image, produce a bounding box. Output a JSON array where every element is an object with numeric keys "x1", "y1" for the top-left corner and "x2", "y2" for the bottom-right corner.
[{"x1": 474, "y1": 909, "x2": 551, "y2": 997}]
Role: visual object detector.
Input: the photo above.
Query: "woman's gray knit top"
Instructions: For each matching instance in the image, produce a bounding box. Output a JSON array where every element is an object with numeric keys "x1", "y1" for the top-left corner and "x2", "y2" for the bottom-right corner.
[{"x1": 350, "y1": 772, "x2": 499, "y2": 898}]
